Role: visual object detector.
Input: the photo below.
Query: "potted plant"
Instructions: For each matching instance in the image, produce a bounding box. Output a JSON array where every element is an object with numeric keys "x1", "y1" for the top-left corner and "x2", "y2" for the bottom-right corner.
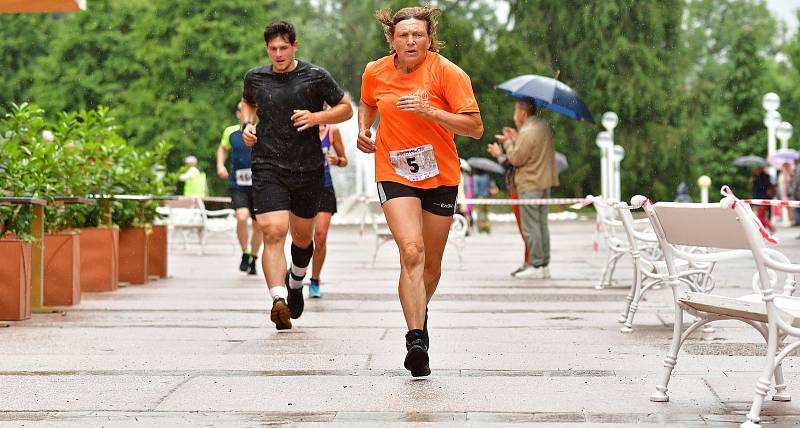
[
  {"x1": 0, "y1": 104, "x2": 45, "y2": 317},
  {"x1": 57, "y1": 108, "x2": 126, "y2": 293},
  {"x1": 113, "y1": 140, "x2": 173, "y2": 285},
  {"x1": 2, "y1": 103, "x2": 88, "y2": 306}
]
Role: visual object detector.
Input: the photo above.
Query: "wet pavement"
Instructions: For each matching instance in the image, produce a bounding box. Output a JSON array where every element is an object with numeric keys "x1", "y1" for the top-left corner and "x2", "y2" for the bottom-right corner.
[{"x1": 2, "y1": 220, "x2": 800, "y2": 427}]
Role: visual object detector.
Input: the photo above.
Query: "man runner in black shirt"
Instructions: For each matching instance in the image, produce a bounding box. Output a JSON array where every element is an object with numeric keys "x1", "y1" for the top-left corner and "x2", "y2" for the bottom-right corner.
[{"x1": 241, "y1": 20, "x2": 353, "y2": 330}]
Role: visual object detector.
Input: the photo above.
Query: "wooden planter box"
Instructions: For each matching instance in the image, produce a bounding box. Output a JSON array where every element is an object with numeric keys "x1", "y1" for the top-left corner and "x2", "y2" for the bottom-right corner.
[
  {"x1": 119, "y1": 226, "x2": 149, "y2": 285},
  {"x1": 148, "y1": 224, "x2": 168, "y2": 278},
  {"x1": 43, "y1": 231, "x2": 81, "y2": 306},
  {"x1": 80, "y1": 227, "x2": 118, "y2": 292},
  {"x1": 0, "y1": 239, "x2": 32, "y2": 321}
]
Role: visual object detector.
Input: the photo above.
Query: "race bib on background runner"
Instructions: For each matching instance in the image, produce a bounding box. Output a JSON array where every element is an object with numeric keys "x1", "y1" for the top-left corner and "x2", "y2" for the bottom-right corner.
[
  {"x1": 235, "y1": 168, "x2": 252, "y2": 186},
  {"x1": 389, "y1": 145, "x2": 439, "y2": 182}
]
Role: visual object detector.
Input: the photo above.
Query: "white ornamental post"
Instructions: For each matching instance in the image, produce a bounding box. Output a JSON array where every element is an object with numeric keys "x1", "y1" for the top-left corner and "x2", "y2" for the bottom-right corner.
[
  {"x1": 601, "y1": 112, "x2": 619, "y2": 200},
  {"x1": 613, "y1": 145, "x2": 624, "y2": 201},
  {"x1": 596, "y1": 131, "x2": 613, "y2": 200}
]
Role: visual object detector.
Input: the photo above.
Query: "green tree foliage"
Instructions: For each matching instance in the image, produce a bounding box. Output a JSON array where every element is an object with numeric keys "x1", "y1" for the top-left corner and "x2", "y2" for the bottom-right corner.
[{"x1": 685, "y1": 0, "x2": 778, "y2": 196}]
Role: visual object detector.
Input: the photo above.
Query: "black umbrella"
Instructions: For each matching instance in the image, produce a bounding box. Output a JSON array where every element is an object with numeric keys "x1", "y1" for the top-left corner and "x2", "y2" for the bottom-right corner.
[
  {"x1": 732, "y1": 155, "x2": 769, "y2": 168},
  {"x1": 467, "y1": 157, "x2": 505, "y2": 174},
  {"x1": 497, "y1": 74, "x2": 594, "y2": 122}
]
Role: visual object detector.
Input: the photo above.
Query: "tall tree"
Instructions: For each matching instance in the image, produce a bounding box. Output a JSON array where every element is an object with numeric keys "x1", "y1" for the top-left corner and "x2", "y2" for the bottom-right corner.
[{"x1": 685, "y1": 0, "x2": 778, "y2": 196}]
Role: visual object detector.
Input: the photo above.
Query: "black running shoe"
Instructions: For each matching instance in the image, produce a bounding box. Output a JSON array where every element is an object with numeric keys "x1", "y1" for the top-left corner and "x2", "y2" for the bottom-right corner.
[
  {"x1": 404, "y1": 329, "x2": 431, "y2": 377},
  {"x1": 248, "y1": 256, "x2": 257, "y2": 275},
  {"x1": 270, "y1": 298, "x2": 292, "y2": 330},
  {"x1": 286, "y1": 270, "x2": 304, "y2": 319},
  {"x1": 239, "y1": 253, "x2": 250, "y2": 271}
]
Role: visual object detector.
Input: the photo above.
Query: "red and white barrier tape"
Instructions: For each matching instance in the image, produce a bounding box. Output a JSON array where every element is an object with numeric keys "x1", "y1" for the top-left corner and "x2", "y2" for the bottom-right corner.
[
  {"x1": 721, "y1": 186, "x2": 777, "y2": 245},
  {"x1": 743, "y1": 198, "x2": 800, "y2": 208},
  {"x1": 459, "y1": 198, "x2": 586, "y2": 206}
]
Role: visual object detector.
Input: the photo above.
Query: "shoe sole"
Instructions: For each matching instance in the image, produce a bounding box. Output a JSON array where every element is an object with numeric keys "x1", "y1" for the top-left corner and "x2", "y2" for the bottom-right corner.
[
  {"x1": 404, "y1": 345, "x2": 431, "y2": 377},
  {"x1": 270, "y1": 300, "x2": 292, "y2": 330}
]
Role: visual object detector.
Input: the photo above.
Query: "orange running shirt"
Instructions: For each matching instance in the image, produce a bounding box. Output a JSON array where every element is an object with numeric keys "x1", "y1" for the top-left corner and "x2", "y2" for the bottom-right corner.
[{"x1": 361, "y1": 52, "x2": 480, "y2": 188}]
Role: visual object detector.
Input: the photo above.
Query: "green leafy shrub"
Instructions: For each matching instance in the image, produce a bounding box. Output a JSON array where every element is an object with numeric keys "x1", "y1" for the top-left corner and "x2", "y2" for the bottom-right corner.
[{"x1": 0, "y1": 103, "x2": 174, "y2": 239}]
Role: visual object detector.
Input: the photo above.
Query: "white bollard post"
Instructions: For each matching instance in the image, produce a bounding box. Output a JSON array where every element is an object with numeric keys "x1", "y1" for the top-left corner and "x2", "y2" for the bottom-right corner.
[{"x1": 697, "y1": 175, "x2": 711, "y2": 204}]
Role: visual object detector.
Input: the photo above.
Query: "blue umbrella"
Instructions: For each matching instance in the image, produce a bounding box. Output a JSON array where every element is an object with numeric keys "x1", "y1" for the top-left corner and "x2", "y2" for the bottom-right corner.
[{"x1": 497, "y1": 74, "x2": 594, "y2": 122}]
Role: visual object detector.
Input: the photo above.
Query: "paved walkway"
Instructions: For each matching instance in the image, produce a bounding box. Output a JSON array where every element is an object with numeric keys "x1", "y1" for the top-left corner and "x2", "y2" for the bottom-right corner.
[{"x1": 2, "y1": 220, "x2": 800, "y2": 427}]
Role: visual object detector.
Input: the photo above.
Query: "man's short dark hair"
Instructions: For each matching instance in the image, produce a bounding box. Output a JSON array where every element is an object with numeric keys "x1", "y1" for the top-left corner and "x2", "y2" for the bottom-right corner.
[
  {"x1": 516, "y1": 99, "x2": 536, "y2": 116},
  {"x1": 264, "y1": 20, "x2": 296, "y2": 44}
]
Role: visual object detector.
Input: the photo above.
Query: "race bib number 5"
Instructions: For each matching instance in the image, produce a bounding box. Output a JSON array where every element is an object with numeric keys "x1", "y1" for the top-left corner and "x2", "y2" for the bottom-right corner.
[
  {"x1": 389, "y1": 145, "x2": 439, "y2": 182},
  {"x1": 235, "y1": 168, "x2": 252, "y2": 186}
]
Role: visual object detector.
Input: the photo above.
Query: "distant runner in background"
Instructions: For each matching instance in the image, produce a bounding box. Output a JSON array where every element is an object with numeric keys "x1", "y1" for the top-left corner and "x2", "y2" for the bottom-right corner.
[
  {"x1": 309, "y1": 121, "x2": 348, "y2": 298},
  {"x1": 216, "y1": 102, "x2": 261, "y2": 275}
]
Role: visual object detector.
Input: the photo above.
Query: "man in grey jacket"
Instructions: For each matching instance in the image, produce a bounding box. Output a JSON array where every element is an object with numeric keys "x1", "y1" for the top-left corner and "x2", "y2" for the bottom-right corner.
[{"x1": 495, "y1": 99, "x2": 559, "y2": 279}]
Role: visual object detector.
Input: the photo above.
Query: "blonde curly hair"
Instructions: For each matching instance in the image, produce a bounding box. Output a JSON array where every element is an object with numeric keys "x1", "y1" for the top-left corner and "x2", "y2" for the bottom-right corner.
[{"x1": 375, "y1": 6, "x2": 443, "y2": 54}]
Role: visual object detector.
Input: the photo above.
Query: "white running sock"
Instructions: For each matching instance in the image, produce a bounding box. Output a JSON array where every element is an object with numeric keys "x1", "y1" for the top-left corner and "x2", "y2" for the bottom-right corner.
[
  {"x1": 270, "y1": 286, "x2": 288, "y2": 301},
  {"x1": 289, "y1": 263, "x2": 306, "y2": 289}
]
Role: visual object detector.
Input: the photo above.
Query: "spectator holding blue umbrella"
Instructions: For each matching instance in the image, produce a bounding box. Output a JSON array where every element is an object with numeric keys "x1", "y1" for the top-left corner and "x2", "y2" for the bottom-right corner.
[{"x1": 496, "y1": 99, "x2": 559, "y2": 279}]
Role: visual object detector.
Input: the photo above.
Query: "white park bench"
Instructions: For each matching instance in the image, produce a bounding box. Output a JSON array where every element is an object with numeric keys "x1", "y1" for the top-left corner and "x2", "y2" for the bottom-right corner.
[
  {"x1": 157, "y1": 197, "x2": 237, "y2": 255},
  {"x1": 614, "y1": 200, "x2": 716, "y2": 333},
  {"x1": 593, "y1": 199, "x2": 659, "y2": 290},
  {"x1": 638, "y1": 188, "x2": 800, "y2": 428}
]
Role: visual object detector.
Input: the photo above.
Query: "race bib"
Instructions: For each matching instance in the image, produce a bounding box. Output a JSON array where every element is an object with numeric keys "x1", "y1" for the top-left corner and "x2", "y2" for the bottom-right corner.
[
  {"x1": 235, "y1": 168, "x2": 252, "y2": 186},
  {"x1": 389, "y1": 145, "x2": 439, "y2": 182}
]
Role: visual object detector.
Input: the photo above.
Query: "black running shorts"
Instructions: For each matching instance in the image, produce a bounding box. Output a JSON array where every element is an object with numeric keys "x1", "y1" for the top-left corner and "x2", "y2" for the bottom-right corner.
[
  {"x1": 377, "y1": 181, "x2": 458, "y2": 217},
  {"x1": 318, "y1": 186, "x2": 337, "y2": 214},
  {"x1": 252, "y1": 163, "x2": 324, "y2": 219},
  {"x1": 230, "y1": 188, "x2": 256, "y2": 219}
]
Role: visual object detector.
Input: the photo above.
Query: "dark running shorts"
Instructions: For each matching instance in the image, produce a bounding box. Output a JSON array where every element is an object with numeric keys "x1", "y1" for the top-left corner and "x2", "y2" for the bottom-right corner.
[
  {"x1": 252, "y1": 163, "x2": 324, "y2": 219},
  {"x1": 377, "y1": 181, "x2": 458, "y2": 217},
  {"x1": 318, "y1": 186, "x2": 337, "y2": 214},
  {"x1": 230, "y1": 188, "x2": 256, "y2": 219}
]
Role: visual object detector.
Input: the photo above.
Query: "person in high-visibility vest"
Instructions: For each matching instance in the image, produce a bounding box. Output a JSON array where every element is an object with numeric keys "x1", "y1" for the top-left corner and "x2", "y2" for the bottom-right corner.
[{"x1": 179, "y1": 155, "x2": 207, "y2": 197}]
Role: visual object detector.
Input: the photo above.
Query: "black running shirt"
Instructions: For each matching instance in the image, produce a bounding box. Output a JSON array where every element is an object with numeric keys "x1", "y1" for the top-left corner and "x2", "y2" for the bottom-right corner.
[{"x1": 242, "y1": 61, "x2": 345, "y2": 172}]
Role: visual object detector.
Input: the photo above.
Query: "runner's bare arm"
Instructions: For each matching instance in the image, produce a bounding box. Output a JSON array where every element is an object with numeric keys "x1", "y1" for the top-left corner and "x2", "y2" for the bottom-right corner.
[
  {"x1": 292, "y1": 95, "x2": 354, "y2": 132},
  {"x1": 357, "y1": 101, "x2": 378, "y2": 153},
  {"x1": 330, "y1": 127, "x2": 347, "y2": 167},
  {"x1": 240, "y1": 98, "x2": 258, "y2": 146},
  {"x1": 396, "y1": 95, "x2": 483, "y2": 139},
  {"x1": 215, "y1": 145, "x2": 229, "y2": 179}
]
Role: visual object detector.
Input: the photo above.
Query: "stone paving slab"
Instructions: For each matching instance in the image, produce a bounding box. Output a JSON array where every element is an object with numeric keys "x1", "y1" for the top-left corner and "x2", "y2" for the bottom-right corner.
[{"x1": 1, "y1": 221, "x2": 800, "y2": 426}]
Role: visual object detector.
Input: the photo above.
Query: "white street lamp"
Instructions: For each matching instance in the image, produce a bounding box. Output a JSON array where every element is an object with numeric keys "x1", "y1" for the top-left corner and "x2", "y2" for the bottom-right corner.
[
  {"x1": 762, "y1": 92, "x2": 780, "y2": 112},
  {"x1": 777, "y1": 121, "x2": 793, "y2": 150},
  {"x1": 613, "y1": 145, "x2": 624, "y2": 201},
  {"x1": 763, "y1": 95, "x2": 782, "y2": 179},
  {"x1": 763, "y1": 93, "x2": 782, "y2": 223},
  {"x1": 697, "y1": 175, "x2": 711, "y2": 204},
  {"x1": 601, "y1": 112, "x2": 619, "y2": 200},
  {"x1": 596, "y1": 131, "x2": 613, "y2": 199}
]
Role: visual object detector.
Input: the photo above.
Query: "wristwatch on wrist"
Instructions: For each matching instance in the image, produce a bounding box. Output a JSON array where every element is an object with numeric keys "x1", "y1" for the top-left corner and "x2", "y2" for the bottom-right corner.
[{"x1": 241, "y1": 121, "x2": 254, "y2": 132}]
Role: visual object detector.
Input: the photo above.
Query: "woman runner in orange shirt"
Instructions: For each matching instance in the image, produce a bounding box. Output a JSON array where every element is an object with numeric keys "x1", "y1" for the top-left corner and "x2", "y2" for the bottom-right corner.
[{"x1": 357, "y1": 5, "x2": 483, "y2": 377}]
